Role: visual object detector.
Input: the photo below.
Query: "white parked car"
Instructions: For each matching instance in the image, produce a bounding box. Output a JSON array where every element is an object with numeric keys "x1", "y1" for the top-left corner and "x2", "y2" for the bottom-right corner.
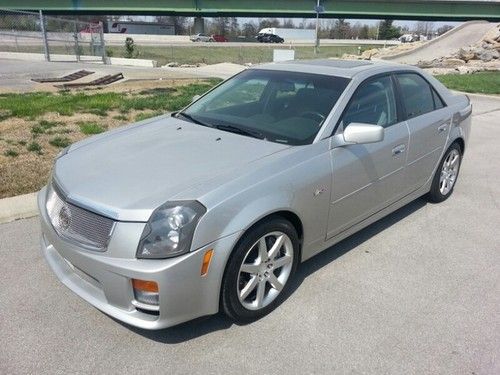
[{"x1": 190, "y1": 33, "x2": 214, "y2": 42}]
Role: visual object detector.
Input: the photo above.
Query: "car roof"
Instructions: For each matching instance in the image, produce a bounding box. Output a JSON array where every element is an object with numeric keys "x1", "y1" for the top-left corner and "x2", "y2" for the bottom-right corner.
[{"x1": 250, "y1": 59, "x2": 411, "y2": 79}]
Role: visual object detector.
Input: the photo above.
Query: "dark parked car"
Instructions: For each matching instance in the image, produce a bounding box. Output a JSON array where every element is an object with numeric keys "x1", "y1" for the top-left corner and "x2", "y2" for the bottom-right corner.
[{"x1": 256, "y1": 33, "x2": 284, "y2": 43}]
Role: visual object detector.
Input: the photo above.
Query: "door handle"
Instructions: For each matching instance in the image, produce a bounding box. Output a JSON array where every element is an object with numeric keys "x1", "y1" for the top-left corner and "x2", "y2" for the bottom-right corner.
[
  {"x1": 392, "y1": 144, "x2": 406, "y2": 156},
  {"x1": 438, "y1": 123, "x2": 448, "y2": 133}
]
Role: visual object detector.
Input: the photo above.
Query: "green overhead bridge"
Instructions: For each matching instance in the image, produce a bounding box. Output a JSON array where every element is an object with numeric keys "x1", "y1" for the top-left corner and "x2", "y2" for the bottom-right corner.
[{"x1": 1, "y1": 0, "x2": 500, "y2": 21}]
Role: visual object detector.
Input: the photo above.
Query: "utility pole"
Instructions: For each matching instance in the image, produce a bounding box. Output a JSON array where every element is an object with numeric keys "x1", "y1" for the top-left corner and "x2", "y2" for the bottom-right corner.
[
  {"x1": 39, "y1": 10, "x2": 50, "y2": 61},
  {"x1": 314, "y1": 0, "x2": 323, "y2": 54}
]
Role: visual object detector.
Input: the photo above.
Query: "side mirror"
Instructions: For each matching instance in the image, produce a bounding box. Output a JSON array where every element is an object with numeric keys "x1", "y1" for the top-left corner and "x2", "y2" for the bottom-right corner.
[
  {"x1": 343, "y1": 122, "x2": 384, "y2": 145},
  {"x1": 192, "y1": 94, "x2": 201, "y2": 102}
]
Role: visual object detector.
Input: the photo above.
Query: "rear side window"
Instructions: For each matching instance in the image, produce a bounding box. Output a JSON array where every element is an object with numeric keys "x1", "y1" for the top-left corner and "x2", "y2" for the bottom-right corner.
[
  {"x1": 396, "y1": 73, "x2": 436, "y2": 119},
  {"x1": 432, "y1": 89, "x2": 445, "y2": 109}
]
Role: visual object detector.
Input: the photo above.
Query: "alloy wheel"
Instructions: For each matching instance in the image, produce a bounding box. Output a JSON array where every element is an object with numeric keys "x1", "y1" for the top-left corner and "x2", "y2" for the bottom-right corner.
[
  {"x1": 439, "y1": 148, "x2": 460, "y2": 195},
  {"x1": 237, "y1": 231, "x2": 294, "y2": 310}
]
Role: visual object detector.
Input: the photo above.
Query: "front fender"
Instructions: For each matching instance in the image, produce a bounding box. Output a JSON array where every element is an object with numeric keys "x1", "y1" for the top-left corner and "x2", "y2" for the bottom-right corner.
[
  {"x1": 192, "y1": 186, "x2": 298, "y2": 252},
  {"x1": 190, "y1": 141, "x2": 333, "y2": 261}
]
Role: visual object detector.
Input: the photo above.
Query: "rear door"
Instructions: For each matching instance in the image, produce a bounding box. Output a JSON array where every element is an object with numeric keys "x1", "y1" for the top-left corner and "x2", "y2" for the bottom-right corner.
[
  {"x1": 327, "y1": 75, "x2": 410, "y2": 238},
  {"x1": 395, "y1": 73, "x2": 451, "y2": 192}
]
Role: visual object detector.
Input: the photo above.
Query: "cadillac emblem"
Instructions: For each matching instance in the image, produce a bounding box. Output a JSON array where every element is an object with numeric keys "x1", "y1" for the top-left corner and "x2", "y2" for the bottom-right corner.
[{"x1": 58, "y1": 206, "x2": 71, "y2": 230}]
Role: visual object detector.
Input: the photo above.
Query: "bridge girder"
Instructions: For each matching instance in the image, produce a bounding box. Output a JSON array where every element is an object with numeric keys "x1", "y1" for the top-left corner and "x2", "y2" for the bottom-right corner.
[{"x1": 1, "y1": 0, "x2": 500, "y2": 21}]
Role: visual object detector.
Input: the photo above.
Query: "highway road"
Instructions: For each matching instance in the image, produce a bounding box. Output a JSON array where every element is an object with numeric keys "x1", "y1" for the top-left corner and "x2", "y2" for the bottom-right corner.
[
  {"x1": 0, "y1": 31, "x2": 400, "y2": 47},
  {"x1": 0, "y1": 95, "x2": 499, "y2": 374}
]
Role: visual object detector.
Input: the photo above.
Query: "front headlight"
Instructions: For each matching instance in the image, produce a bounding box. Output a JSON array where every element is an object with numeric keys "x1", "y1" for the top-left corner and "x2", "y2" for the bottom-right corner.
[{"x1": 136, "y1": 201, "x2": 206, "y2": 259}]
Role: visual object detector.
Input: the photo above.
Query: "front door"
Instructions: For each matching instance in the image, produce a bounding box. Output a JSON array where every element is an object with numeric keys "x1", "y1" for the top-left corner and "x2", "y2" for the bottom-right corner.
[{"x1": 327, "y1": 75, "x2": 409, "y2": 239}]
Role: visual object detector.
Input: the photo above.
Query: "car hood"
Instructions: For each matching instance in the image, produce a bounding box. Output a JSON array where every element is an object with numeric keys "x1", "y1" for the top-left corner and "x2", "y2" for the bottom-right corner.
[{"x1": 53, "y1": 116, "x2": 289, "y2": 222}]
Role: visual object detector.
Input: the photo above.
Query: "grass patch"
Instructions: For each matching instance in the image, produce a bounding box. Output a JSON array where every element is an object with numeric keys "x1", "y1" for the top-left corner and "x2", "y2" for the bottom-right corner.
[
  {"x1": 103, "y1": 45, "x2": 379, "y2": 66},
  {"x1": 2, "y1": 44, "x2": 381, "y2": 66},
  {"x1": 27, "y1": 141, "x2": 43, "y2": 154},
  {"x1": 135, "y1": 111, "x2": 163, "y2": 122},
  {"x1": 0, "y1": 109, "x2": 11, "y2": 121},
  {"x1": 31, "y1": 120, "x2": 64, "y2": 135},
  {"x1": 78, "y1": 122, "x2": 106, "y2": 135},
  {"x1": 4, "y1": 149, "x2": 18, "y2": 157},
  {"x1": 139, "y1": 87, "x2": 177, "y2": 95},
  {"x1": 0, "y1": 79, "x2": 221, "y2": 119},
  {"x1": 435, "y1": 71, "x2": 500, "y2": 95},
  {"x1": 0, "y1": 79, "x2": 221, "y2": 199},
  {"x1": 49, "y1": 136, "x2": 71, "y2": 148},
  {"x1": 85, "y1": 108, "x2": 109, "y2": 117}
]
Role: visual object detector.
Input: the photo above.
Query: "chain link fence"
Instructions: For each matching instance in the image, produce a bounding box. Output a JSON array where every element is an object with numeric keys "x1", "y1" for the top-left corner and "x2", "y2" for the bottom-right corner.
[{"x1": 0, "y1": 9, "x2": 107, "y2": 63}]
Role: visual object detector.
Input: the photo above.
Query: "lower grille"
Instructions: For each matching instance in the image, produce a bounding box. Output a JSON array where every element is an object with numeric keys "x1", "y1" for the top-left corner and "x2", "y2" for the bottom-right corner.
[{"x1": 46, "y1": 184, "x2": 115, "y2": 250}]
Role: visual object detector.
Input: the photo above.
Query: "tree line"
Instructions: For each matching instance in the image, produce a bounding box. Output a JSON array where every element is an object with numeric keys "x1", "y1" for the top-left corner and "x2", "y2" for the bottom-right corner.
[
  {"x1": 154, "y1": 17, "x2": 453, "y2": 40},
  {"x1": 0, "y1": 12, "x2": 455, "y2": 40}
]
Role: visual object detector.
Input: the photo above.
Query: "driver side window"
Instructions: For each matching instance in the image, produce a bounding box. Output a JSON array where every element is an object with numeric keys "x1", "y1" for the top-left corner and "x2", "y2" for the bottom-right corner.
[{"x1": 342, "y1": 76, "x2": 397, "y2": 129}]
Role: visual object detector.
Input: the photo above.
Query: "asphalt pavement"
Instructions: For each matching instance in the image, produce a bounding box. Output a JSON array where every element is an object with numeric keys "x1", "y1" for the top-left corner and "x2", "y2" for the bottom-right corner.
[{"x1": 0, "y1": 95, "x2": 499, "y2": 374}]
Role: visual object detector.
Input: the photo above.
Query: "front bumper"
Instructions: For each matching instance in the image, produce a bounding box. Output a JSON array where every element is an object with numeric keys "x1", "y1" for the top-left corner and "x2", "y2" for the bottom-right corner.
[{"x1": 38, "y1": 187, "x2": 241, "y2": 330}]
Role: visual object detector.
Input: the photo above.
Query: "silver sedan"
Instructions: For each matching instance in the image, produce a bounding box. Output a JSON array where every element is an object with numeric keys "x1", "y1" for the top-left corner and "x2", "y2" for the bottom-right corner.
[{"x1": 38, "y1": 60, "x2": 471, "y2": 329}]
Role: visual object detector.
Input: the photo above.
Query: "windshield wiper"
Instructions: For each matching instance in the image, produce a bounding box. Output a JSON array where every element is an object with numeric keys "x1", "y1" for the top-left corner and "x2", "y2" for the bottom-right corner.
[
  {"x1": 176, "y1": 112, "x2": 213, "y2": 128},
  {"x1": 176, "y1": 113, "x2": 265, "y2": 140},
  {"x1": 213, "y1": 124, "x2": 265, "y2": 140}
]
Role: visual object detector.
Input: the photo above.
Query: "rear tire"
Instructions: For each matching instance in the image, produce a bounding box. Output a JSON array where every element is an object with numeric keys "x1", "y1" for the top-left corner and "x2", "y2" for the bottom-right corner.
[
  {"x1": 221, "y1": 217, "x2": 299, "y2": 323},
  {"x1": 427, "y1": 142, "x2": 462, "y2": 203}
]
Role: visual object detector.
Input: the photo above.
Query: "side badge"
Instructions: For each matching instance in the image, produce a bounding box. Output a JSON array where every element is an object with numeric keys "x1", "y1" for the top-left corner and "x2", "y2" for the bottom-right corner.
[{"x1": 314, "y1": 187, "x2": 326, "y2": 197}]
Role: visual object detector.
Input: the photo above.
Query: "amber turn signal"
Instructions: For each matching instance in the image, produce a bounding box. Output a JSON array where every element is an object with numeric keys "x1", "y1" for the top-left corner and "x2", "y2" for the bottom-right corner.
[
  {"x1": 201, "y1": 249, "x2": 214, "y2": 276},
  {"x1": 132, "y1": 279, "x2": 159, "y2": 293}
]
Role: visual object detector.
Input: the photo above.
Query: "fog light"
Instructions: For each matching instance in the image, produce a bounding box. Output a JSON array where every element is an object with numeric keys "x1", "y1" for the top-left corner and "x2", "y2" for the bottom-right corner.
[{"x1": 132, "y1": 279, "x2": 159, "y2": 306}]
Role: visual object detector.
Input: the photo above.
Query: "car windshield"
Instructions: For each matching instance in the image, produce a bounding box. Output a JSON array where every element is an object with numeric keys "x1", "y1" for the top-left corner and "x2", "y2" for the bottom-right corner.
[{"x1": 181, "y1": 69, "x2": 350, "y2": 145}]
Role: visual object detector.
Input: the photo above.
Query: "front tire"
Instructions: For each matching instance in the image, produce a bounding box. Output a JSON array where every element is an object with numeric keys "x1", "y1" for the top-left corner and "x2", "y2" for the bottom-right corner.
[
  {"x1": 427, "y1": 142, "x2": 462, "y2": 203},
  {"x1": 221, "y1": 217, "x2": 299, "y2": 323}
]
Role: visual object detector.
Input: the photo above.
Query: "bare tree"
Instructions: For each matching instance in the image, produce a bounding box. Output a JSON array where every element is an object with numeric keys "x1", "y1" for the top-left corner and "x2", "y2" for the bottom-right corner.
[
  {"x1": 415, "y1": 21, "x2": 434, "y2": 37},
  {"x1": 437, "y1": 24, "x2": 454, "y2": 35},
  {"x1": 242, "y1": 21, "x2": 258, "y2": 38},
  {"x1": 155, "y1": 16, "x2": 188, "y2": 35}
]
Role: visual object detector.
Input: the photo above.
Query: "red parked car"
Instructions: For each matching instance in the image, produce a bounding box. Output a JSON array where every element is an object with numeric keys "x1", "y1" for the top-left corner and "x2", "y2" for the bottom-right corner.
[{"x1": 211, "y1": 34, "x2": 228, "y2": 42}]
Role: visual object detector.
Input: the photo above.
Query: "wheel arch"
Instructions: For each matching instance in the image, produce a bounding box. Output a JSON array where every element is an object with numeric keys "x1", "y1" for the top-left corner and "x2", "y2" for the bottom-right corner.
[
  {"x1": 453, "y1": 137, "x2": 465, "y2": 155},
  {"x1": 217, "y1": 209, "x2": 304, "y2": 311},
  {"x1": 229, "y1": 209, "x2": 304, "y2": 262}
]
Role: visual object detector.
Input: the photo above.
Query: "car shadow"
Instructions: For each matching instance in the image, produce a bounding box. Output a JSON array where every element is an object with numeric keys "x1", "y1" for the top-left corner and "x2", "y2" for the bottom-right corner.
[{"x1": 122, "y1": 197, "x2": 428, "y2": 344}]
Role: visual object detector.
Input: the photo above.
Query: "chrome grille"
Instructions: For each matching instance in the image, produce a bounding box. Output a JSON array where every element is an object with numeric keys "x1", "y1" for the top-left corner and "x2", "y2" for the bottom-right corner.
[{"x1": 46, "y1": 184, "x2": 115, "y2": 250}]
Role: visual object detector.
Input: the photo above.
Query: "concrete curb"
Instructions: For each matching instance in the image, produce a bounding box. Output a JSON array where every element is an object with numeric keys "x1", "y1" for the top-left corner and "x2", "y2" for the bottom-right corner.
[
  {"x1": 0, "y1": 192, "x2": 38, "y2": 224},
  {"x1": 463, "y1": 92, "x2": 500, "y2": 100}
]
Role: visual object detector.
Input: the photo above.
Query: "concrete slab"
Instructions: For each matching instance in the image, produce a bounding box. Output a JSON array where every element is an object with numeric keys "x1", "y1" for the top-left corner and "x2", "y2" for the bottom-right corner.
[
  {"x1": 0, "y1": 58, "x2": 200, "y2": 93},
  {"x1": 0, "y1": 192, "x2": 37, "y2": 223}
]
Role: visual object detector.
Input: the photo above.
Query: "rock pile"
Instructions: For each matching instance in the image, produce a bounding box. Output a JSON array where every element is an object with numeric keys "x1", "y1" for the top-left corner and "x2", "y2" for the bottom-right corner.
[
  {"x1": 418, "y1": 24, "x2": 500, "y2": 74},
  {"x1": 341, "y1": 42, "x2": 424, "y2": 61}
]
